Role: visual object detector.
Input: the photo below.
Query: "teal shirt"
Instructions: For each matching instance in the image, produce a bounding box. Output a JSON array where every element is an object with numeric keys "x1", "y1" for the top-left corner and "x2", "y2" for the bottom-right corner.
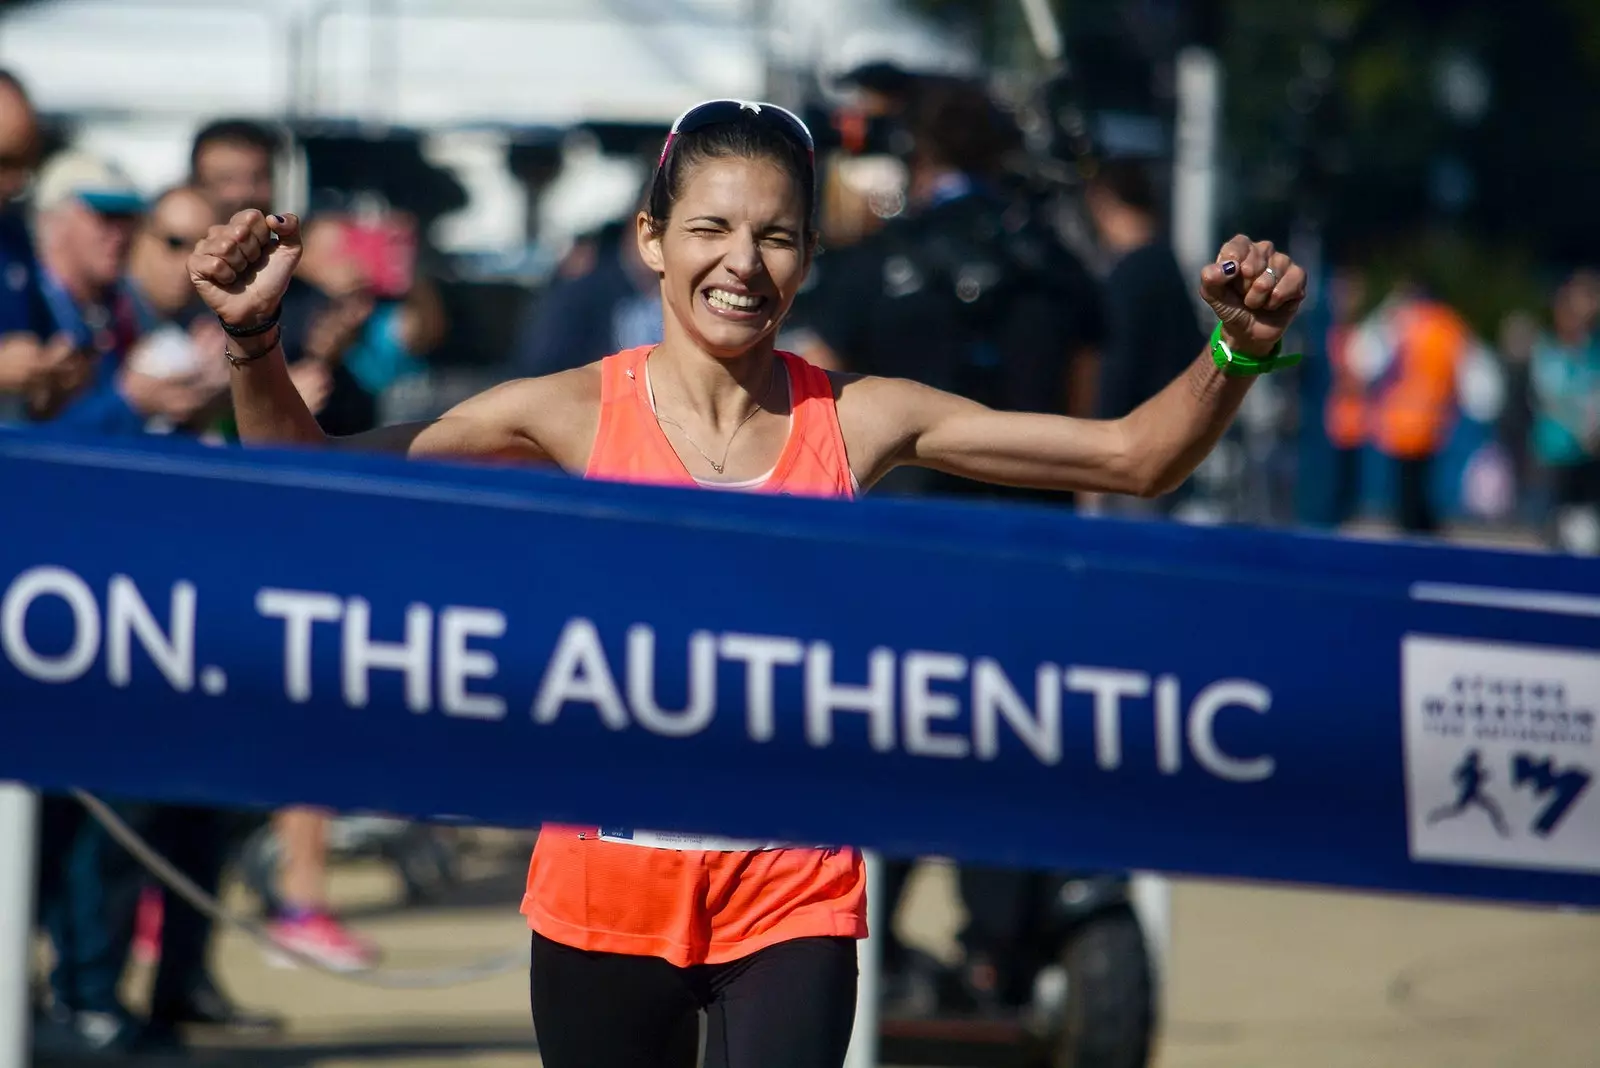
[
  {"x1": 343, "y1": 301, "x2": 426, "y2": 397},
  {"x1": 1530, "y1": 332, "x2": 1600, "y2": 466}
]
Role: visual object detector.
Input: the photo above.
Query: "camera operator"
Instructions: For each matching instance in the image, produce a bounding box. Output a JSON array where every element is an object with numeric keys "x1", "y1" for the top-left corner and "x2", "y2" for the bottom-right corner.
[
  {"x1": 789, "y1": 67, "x2": 1113, "y2": 1017},
  {"x1": 791, "y1": 73, "x2": 1105, "y2": 503}
]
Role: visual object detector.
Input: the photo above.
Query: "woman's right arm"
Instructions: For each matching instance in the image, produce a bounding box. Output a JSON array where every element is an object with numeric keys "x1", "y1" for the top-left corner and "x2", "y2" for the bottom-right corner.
[
  {"x1": 224, "y1": 334, "x2": 555, "y2": 461},
  {"x1": 193, "y1": 210, "x2": 567, "y2": 465}
]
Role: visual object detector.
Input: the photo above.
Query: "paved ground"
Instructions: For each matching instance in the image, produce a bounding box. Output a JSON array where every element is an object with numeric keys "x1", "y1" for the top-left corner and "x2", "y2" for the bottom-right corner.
[{"x1": 82, "y1": 843, "x2": 1598, "y2": 1068}]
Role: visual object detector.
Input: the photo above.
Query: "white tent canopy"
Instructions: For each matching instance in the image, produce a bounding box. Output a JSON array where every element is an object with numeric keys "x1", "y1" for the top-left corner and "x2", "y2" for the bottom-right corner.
[
  {"x1": 0, "y1": 0, "x2": 977, "y2": 128},
  {"x1": 0, "y1": 0, "x2": 978, "y2": 258}
]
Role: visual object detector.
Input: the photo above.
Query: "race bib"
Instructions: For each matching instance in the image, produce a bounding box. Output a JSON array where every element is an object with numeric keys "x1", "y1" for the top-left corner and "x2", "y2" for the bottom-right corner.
[{"x1": 597, "y1": 827, "x2": 810, "y2": 852}]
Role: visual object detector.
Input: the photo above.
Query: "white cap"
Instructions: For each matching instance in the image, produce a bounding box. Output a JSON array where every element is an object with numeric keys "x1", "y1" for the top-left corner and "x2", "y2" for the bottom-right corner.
[{"x1": 33, "y1": 149, "x2": 144, "y2": 214}]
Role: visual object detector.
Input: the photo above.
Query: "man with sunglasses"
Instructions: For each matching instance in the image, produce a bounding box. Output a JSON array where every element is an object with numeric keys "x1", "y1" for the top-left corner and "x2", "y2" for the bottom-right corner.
[
  {"x1": 121, "y1": 185, "x2": 232, "y2": 431},
  {"x1": 129, "y1": 187, "x2": 223, "y2": 327}
]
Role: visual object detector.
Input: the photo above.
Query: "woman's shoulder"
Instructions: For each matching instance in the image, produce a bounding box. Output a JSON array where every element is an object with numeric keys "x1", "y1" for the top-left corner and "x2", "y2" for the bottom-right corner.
[
  {"x1": 470, "y1": 361, "x2": 604, "y2": 439},
  {"x1": 448, "y1": 361, "x2": 602, "y2": 472},
  {"x1": 504, "y1": 358, "x2": 605, "y2": 401}
]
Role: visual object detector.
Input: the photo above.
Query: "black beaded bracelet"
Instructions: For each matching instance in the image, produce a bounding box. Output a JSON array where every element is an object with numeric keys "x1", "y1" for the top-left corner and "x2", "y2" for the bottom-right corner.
[{"x1": 219, "y1": 304, "x2": 282, "y2": 338}]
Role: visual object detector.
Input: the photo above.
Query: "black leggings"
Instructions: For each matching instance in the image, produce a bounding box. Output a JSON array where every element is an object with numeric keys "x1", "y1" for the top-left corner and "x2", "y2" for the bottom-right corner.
[{"x1": 530, "y1": 931, "x2": 858, "y2": 1068}]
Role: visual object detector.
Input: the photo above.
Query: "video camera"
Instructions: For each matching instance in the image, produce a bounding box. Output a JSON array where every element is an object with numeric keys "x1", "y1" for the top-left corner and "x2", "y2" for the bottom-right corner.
[{"x1": 806, "y1": 59, "x2": 1167, "y2": 191}]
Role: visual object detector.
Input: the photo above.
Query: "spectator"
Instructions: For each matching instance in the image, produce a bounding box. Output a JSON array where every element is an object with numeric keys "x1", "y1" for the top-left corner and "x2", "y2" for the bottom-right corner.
[
  {"x1": 190, "y1": 122, "x2": 381, "y2": 969},
  {"x1": 511, "y1": 208, "x2": 662, "y2": 377},
  {"x1": 834, "y1": 59, "x2": 925, "y2": 121},
  {"x1": 792, "y1": 76, "x2": 1104, "y2": 501},
  {"x1": 127, "y1": 186, "x2": 218, "y2": 329},
  {"x1": 189, "y1": 118, "x2": 279, "y2": 221},
  {"x1": 123, "y1": 184, "x2": 231, "y2": 432},
  {"x1": 1365, "y1": 280, "x2": 1476, "y2": 535},
  {"x1": 0, "y1": 76, "x2": 134, "y2": 1058},
  {"x1": 817, "y1": 61, "x2": 928, "y2": 249},
  {"x1": 296, "y1": 208, "x2": 446, "y2": 403},
  {"x1": 1082, "y1": 157, "x2": 1208, "y2": 517},
  {"x1": 30, "y1": 183, "x2": 270, "y2": 1056},
  {"x1": 0, "y1": 72, "x2": 88, "y2": 418},
  {"x1": 1321, "y1": 265, "x2": 1374, "y2": 524},
  {"x1": 1530, "y1": 268, "x2": 1600, "y2": 553},
  {"x1": 38, "y1": 800, "x2": 281, "y2": 1054},
  {"x1": 791, "y1": 75, "x2": 1106, "y2": 1015},
  {"x1": 31, "y1": 149, "x2": 218, "y2": 431},
  {"x1": 1494, "y1": 308, "x2": 1540, "y2": 518},
  {"x1": 0, "y1": 70, "x2": 36, "y2": 205},
  {"x1": 190, "y1": 121, "x2": 379, "y2": 437}
]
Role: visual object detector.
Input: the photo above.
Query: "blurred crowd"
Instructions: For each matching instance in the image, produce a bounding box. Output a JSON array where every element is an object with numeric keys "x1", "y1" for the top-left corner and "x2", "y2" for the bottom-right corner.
[
  {"x1": 1, "y1": 71, "x2": 426, "y2": 1057},
  {"x1": 3, "y1": 48, "x2": 1598, "y2": 1056},
  {"x1": 1308, "y1": 263, "x2": 1600, "y2": 552}
]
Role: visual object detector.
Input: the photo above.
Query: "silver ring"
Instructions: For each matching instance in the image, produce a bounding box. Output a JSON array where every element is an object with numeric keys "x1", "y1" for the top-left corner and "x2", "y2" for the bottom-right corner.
[{"x1": 1263, "y1": 266, "x2": 1280, "y2": 282}]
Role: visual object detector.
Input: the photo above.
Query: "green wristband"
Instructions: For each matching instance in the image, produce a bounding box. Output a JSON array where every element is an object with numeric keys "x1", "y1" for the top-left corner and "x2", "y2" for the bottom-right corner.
[{"x1": 1209, "y1": 321, "x2": 1303, "y2": 377}]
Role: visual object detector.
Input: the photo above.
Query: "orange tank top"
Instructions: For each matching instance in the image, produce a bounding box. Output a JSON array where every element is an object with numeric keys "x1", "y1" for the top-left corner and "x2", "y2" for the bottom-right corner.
[{"x1": 520, "y1": 345, "x2": 867, "y2": 966}]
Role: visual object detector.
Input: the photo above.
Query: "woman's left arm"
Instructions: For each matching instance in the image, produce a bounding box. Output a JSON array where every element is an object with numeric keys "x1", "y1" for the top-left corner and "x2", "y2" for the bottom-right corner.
[{"x1": 842, "y1": 235, "x2": 1308, "y2": 496}]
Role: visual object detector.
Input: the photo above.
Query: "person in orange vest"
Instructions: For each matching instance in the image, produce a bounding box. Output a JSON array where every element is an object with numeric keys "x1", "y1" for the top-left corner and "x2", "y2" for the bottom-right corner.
[
  {"x1": 1323, "y1": 266, "x2": 1371, "y2": 523},
  {"x1": 1366, "y1": 280, "x2": 1474, "y2": 534}
]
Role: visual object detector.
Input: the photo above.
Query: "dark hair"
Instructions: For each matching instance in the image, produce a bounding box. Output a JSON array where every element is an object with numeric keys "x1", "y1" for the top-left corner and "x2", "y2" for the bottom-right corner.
[
  {"x1": 646, "y1": 113, "x2": 816, "y2": 241},
  {"x1": 189, "y1": 119, "x2": 283, "y2": 175},
  {"x1": 151, "y1": 182, "x2": 218, "y2": 216},
  {"x1": 835, "y1": 61, "x2": 919, "y2": 100},
  {"x1": 904, "y1": 77, "x2": 1020, "y2": 178},
  {"x1": 0, "y1": 69, "x2": 29, "y2": 101},
  {"x1": 1089, "y1": 159, "x2": 1159, "y2": 216}
]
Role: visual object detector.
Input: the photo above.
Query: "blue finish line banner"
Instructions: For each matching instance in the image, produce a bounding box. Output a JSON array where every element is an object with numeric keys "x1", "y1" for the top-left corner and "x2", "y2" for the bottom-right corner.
[{"x1": 1, "y1": 430, "x2": 1597, "y2": 908}]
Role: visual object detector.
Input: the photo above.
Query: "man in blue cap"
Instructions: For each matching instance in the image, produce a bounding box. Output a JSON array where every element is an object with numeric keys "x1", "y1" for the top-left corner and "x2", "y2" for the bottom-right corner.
[
  {"x1": 31, "y1": 147, "x2": 220, "y2": 432},
  {"x1": 27, "y1": 149, "x2": 232, "y2": 1058}
]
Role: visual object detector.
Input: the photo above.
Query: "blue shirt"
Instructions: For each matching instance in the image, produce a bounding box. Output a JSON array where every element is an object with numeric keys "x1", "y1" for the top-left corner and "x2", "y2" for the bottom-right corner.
[
  {"x1": 0, "y1": 212, "x2": 55, "y2": 425},
  {"x1": 0, "y1": 211, "x2": 51, "y2": 339},
  {"x1": 514, "y1": 228, "x2": 662, "y2": 376},
  {"x1": 35, "y1": 268, "x2": 146, "y2": 436}
]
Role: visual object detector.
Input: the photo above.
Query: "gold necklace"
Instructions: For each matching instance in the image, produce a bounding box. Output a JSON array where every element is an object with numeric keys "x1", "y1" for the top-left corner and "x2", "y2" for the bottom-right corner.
[{"x1": 653, "y1": 362, "x2": 780, "y2": 475}]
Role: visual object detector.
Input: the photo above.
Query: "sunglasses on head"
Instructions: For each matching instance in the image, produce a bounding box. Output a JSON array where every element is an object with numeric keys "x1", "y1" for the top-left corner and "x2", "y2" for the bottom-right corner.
[{"x1": 656, "y1": 99, "x2": 816, "y2": 172}]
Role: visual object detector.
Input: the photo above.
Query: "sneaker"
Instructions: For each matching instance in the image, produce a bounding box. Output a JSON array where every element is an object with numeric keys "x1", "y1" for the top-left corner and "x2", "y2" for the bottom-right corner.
[
  {"x1": 132, "y1": 885, "x2": 164, "y2": 966},
  {"x1": 31, "y1": 1005, "x2": 142, "y2": 1058},
  {"x1": 264, "y1": 913, "x2": 381, "y2": 972},
  {"x1": 151, "y1": 978, "x2": 285, "y2": 1035}
]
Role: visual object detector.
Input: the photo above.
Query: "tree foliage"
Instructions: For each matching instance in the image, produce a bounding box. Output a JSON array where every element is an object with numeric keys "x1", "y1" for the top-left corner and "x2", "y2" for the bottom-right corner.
[{"x1": 900, "y1": 0, "x2": 1600, "y2": 328}]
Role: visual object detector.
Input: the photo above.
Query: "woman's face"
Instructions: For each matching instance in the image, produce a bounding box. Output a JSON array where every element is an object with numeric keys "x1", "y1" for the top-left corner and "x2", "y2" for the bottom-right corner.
[{"x1": 638, "y1": 155, "x2": 810, "y2": 359}]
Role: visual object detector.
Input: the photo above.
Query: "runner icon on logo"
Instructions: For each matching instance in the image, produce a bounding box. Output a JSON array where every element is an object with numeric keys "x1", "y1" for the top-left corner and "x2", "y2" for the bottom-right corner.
[{"x1": 1426, "y1": 749, "x2": 1511, "y2": 838}]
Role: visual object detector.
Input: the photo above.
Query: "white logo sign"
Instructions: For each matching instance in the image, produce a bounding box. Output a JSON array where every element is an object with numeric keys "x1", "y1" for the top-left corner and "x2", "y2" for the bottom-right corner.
[{"x1": 1403, "y1": 635, "x2": 1599, "y2": 874}]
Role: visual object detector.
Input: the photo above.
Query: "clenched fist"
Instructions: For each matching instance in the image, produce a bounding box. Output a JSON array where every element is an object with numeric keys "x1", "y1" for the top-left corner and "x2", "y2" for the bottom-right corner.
[
  {"x1": 188, "y1": 210, "x2": 302, "y2": 332},
  {"x1": 1198, "y1": 235, "x2": 1308, "y2": 357}
]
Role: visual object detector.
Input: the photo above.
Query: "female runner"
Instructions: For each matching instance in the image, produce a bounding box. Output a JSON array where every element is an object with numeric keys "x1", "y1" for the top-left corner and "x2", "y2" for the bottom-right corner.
[{"x1": 189, "y1": 99, "x2": 1307, "y2": 1068}]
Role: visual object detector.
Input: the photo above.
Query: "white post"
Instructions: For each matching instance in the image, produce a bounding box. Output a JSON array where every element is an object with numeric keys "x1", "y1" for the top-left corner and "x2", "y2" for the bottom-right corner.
[
  {"x1": 842, "y1": 850, "x2": 883, "y2": 1068},
  {"x1": 1015, "y1": 0, "x2": 1065, "y2": 64},
  {"x1": 1171, "y1": 46, "x2": 1222, "y2": 309},
  {"x1": 1130, "y1": 874, "x2": 1172, "y2": 1029},
  {"x1": 0, "y1": 783, "x2": 39, "y2": 1068}
]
